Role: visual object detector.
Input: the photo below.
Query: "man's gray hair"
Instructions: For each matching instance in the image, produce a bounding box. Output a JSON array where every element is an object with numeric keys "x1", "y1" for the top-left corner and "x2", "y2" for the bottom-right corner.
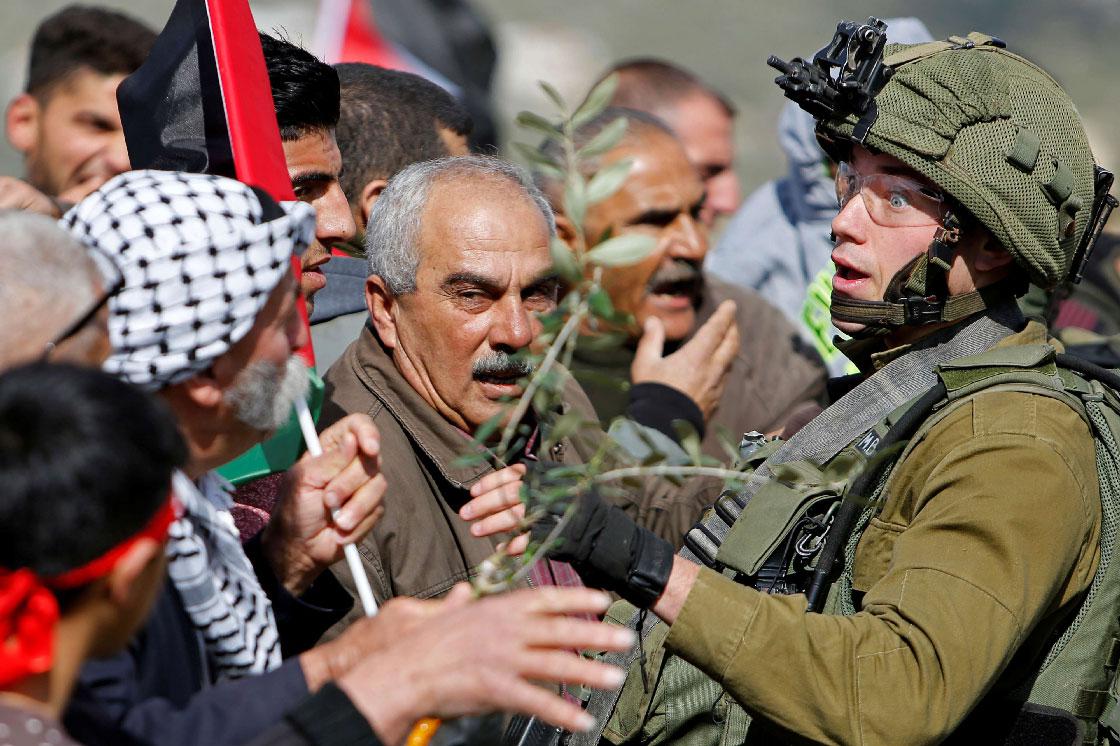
[
  {"x1": 365, "y1": 155, "x2": 556, "y2": 294},
  {"x1": 0, "y1": 210, "x2": 100, "y2": 363}
]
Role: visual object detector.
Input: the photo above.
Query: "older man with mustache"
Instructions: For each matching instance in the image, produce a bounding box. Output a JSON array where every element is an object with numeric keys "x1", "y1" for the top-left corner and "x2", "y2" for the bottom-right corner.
[
  {"x1": 319, "y1": 155, "x2": 728, "y2": 636},
  {"x1": 541, "y1": 109, "x2": 828, "y2": 459}
]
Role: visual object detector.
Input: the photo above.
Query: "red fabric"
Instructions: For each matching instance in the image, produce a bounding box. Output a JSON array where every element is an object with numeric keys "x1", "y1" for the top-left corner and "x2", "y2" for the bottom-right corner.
[
  {"x1": 204, "y1": 0, "x2": 316, "y2": 368},
  {"x1": 338, "y1": 0, "x2": 407, "y2": 69},
  {"x1": 0, "y1": 495, "x2": 177, "y2": 688},
  {"x1": 0, "y1": 570, "x2": 57, "y2": 688}
]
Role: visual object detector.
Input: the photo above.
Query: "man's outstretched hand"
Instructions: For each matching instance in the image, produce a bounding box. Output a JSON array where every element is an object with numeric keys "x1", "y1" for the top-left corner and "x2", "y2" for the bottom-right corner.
[
  {"x1": 337, "y1": 585, "x2": 635, "y2": 744},
  {"x1": 631, "y1": 299, "x2": 739, "y2": 421},
  {"x1": 264, "y1": 413, "x2": 386, "y2": 595}
]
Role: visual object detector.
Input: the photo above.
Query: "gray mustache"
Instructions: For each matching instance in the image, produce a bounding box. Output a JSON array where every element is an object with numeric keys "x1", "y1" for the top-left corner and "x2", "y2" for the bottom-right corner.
[
  {"x1": 647, "y1": 259, "x2": 701, "y2": 289},
  {"x1": 472, "y1": 351, "x2": 534, "y2": 380}
]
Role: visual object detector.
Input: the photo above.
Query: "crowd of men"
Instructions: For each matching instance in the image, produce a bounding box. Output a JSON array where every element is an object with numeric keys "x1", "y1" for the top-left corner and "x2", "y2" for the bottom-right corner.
[{"x1": 0, "y1": 4, "x2": 1118, "y2": 746}]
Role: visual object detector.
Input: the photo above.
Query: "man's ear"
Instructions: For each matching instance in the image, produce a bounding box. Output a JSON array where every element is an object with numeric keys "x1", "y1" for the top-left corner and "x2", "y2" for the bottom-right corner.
[
  {"x1": 6, "y1": 93, "x2": 40, "y2": 153},
  {"x1": 553, "y1": 212, "x2": 581, "y2": 248},
  {"x1": 104, "y1": 538, "x2": 164, "y2": 608},
  {"x1": 359, "y1": 179, "x2": 388, "y2": 229},
  {"x1": 176, "y1": 370, "x2": 225, "y2": 411},
  {"x1": 365, "y1": 275, "x2": 399, "y2": 349}
]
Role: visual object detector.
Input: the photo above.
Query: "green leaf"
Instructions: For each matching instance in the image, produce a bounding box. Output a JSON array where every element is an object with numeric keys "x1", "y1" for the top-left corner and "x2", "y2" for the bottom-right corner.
[
  {"x1": 572, "y1": 73, "x2": 619, "y2": 129},
  {"x1": 473, "y1": 412, "x2": 503, "y2": 444},
  {"x1": 578, "y1": 117, "x2": 628, "y2": 159},
  {"x1": 544, "y1": 411, "x2": 589, "y2": 447},
  {"x1": 450, "y1": 451, "x2": 488, "y2": 469},
  {"x1": 713, "y1": 425, "x2": 741, "y2": 466},
  {"x1": 512, "y1": 142, "x2": 563, "y2": 180},
  {"x1": 586, "y1": 158, "x2": 633, "y2": 205},
  {"x1": 673, "y1": 421, "x2": 705, "y2": 465},
  {"x1": 539, "y1": 81, "x2": 567, "y2": 113},
  {"x1": 564, "y1": 173, "x2": 588, "y2": 231},
  {"x1": 550, "y1": 237, "x2": 583, "y2": 284},
  {"x1": 515, "y1": 111, "x2": 561, "y2": 138},
  {"x1": 586, "y1": 234, "x2": 657, "y2": 267},
  {"x1": 587, "y1": 288, "x2": 616, "y2": 320}
]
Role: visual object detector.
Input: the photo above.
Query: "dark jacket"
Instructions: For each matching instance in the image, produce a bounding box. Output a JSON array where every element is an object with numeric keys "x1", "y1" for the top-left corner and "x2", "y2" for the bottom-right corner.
[
  {"x1": 319, "y1": 327, "x2": 717, "y2": 634},
  {"x1": 570, "y1": 275, "x2": 827, "y2": 460},
  {"x1": 64, "y1": 533, "x2": 354, "y2": 746}
]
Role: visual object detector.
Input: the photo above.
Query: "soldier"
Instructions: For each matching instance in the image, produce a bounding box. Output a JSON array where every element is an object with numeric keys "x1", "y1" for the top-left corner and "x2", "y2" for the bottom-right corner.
[{"x1": 534, "y1": 20, "x2": 1119, "y2": 744}]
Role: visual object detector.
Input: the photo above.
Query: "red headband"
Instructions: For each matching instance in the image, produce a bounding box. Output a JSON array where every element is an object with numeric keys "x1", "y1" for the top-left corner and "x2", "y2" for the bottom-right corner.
[{"x1": 0, "y1": 494, "x2": 179, "y2": 688}]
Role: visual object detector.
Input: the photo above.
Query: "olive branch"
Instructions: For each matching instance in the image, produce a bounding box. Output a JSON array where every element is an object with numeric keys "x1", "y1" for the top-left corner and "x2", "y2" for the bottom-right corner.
[{"x1": 456, "y1": 76, "x2": 749, "y2": 596}]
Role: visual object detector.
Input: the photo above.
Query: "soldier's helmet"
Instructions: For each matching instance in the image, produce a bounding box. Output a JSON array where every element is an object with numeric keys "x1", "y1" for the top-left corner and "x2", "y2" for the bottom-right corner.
[{"x1": 777, "y1": 23, "x2": 1109, "y2": 291}]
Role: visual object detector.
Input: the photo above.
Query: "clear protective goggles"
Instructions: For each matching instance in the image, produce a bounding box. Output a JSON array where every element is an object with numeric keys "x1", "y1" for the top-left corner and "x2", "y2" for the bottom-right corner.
[{"x1": 835, "y1": 160, "x2": 948, "y2": 228}]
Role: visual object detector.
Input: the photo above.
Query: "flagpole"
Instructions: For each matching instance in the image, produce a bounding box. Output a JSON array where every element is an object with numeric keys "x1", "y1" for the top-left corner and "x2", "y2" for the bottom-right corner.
[
  {"x1": 295, "y1": 397, "x2": 378, "y2": 617},
  {"x1": 206, "y1": 2, "x2": 438, "y2": 741}
]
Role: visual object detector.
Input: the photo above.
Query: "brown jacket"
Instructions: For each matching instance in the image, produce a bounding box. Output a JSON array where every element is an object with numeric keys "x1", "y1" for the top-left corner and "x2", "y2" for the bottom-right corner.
[
  {"x1": 320, "y1": 326, "x2": 718, "y2": 634},
  {"x1": 570, "y1": 274, "x2": 827, "y2": 460},
  {"x1": 662, "y1": 322, "x2": 1101, "y2": 744}
]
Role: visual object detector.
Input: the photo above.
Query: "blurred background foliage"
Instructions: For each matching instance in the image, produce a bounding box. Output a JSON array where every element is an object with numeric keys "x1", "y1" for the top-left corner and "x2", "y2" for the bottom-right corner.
[{"x1": 2, "y1": 0, "x2": 1118, "y2": 194}]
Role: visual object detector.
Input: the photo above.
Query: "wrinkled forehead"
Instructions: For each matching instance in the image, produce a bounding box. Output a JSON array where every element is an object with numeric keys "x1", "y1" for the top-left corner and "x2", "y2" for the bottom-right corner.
[{"x1": 418, "y1": 176, "x2": 552, "y2": 277}]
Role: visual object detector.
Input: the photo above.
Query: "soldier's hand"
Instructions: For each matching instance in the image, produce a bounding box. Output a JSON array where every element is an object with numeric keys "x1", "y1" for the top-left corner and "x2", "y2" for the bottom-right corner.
[
  {"x1": 534, "y1": 476, "x2": 674, "y2": 610},
  {"x1": 336, "y1": 585, "x2": 634, "y2": 743},
  {"x1": 263, "y1": 413, "x2": 386, "y2": 595},
  {"x1": 459, "y1": 464, "x2": 530, "y2": 555},
  {"x1": 631, "y1": 300, "x2": 739, "y2": 421},
  {"x1": 0, "y1": 177, "x2": 64, "y2": 217}
]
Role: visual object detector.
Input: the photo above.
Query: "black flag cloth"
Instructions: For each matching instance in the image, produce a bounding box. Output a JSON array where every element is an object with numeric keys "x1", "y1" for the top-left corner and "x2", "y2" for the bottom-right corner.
[{"x1": 116, "y1": 0, "x2": 234, "y2": 177}]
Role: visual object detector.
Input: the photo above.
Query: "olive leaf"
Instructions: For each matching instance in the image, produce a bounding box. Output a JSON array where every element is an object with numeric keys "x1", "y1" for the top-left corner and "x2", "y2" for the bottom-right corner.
[
  {"x1": 550, "y1": 236, "x2": 583, "y2": 284},
  {"x1": 578, "y1": 116, "x2": 628, "y2": 159},
  {"x1": 544, "y1": 411, "x2": 591, "y2": 448},
  {"x1": 538, "y1": 80, "x2": 568, "y2": 114},
  {"x1": 571, "y1": 73, "x2": 619, "y2": 129},
  {"x1": 587, "y1": 287, "x2": 616, "y2": 320},
  {"x1": 586, "y1": 233, "x2": 657, "y2": 267},
  {"x1": 564, "y1": 173, "x2": 588, "y2": 232},
  {"x1": 586, "y1": 158, "x2": 633, "y2": 205},
  {"x1": 512, "y1": 142, "x2": 564, "y2": 180},
  {"x1": 516, "y1": 110, "x2": 561, "y2": 138},
  {"x1": 673, "y1": 421, "x2": 705, "y2": 466}
]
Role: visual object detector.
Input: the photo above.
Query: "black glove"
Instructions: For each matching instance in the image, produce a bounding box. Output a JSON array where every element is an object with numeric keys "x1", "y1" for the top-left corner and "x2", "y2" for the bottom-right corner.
[{"x1": 530, "y1": 467, "x2": 674, "y2": 609}]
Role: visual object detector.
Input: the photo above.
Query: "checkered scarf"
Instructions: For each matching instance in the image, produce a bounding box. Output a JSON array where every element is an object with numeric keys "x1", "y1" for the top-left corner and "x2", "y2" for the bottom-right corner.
[
  {"x1": 61, "y1": 170, "x2": 314, "y2": 391},
  {"x1": 62, "y1": 170, "x2": 315, "y2": 680},
  {"x1": 170, "y1": 471, "x2": 282, "y2": 678}
]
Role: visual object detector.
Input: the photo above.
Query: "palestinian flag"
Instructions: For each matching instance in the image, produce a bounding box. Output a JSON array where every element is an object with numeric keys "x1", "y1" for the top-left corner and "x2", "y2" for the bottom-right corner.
[{"x1": 117, "y1": 0, "x2": 322, "y2": 487}]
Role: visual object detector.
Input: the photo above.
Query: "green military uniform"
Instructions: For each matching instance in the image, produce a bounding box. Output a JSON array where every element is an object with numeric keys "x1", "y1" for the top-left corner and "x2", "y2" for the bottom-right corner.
[
  {"x1": 534, "y1": 18, "x2": 1118, "y2": 746},
  {"x1": 661, "y1": 322, "x2": 1100, "y2": 744}
]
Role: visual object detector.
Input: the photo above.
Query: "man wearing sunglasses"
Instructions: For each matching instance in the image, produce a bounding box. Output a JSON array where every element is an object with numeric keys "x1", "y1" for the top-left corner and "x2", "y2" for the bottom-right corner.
[{"x1": 532, "y1": 23, "x2": 1120, "y2": 745}]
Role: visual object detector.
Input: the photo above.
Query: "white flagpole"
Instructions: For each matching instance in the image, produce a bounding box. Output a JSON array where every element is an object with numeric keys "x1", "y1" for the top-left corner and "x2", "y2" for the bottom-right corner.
[{"x1": 294, "y1": 397, "x2": 378, "y2": 617}]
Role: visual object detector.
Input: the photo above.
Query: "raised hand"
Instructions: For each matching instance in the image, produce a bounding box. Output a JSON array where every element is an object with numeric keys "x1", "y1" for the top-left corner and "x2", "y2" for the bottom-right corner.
[
  {"x1": 631, "y1": 299, "x2": 740, "y2": 421},
  {"x1": 263, "y1": 413, "x2": 386, "y2": 594}
]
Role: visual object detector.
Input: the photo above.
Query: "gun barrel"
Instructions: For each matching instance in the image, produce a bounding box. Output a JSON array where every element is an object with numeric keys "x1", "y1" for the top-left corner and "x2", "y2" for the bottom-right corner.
[{"x1": 767, "y1": 55, "x2": 796, "y2": 76}]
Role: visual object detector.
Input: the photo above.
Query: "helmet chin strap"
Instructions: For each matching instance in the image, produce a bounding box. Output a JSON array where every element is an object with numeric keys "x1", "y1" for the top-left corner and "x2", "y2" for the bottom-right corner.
[{"x1": 830, "y1": 212, "x2": 1023, "y2": 339}]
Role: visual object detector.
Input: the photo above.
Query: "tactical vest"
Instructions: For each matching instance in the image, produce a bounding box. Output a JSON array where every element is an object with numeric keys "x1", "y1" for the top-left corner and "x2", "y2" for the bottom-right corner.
[{"x1": 599, "y1": 344, "x2": 1120, "y2": 746}]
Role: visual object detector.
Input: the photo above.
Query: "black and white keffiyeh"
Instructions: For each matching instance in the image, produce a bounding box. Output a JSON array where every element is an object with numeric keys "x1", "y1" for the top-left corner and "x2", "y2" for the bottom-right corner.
[
  {"x1": 59, "y1": 170, "x2": 315, "y2": 679},
  {"x1": 170, "y1": 470, "x2": 282, "y2": 678},
  {"x1": 61, "y1": 169, "x2": 315, "y2": 391}
]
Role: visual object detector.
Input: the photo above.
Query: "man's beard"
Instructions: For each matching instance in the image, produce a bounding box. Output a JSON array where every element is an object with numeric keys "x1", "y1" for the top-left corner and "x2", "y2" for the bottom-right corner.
[{"x1": 224, "y1": 357, "x2": 311, "y2": 432}]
